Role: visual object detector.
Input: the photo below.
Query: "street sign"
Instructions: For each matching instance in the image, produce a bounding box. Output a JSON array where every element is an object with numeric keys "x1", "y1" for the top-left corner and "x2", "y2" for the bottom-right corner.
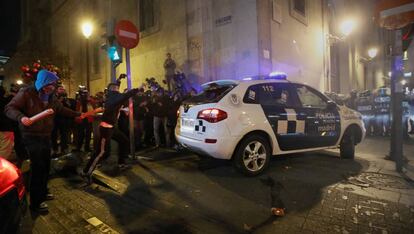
[
  {"x1": 376, "y1": 0, "x2": 414, "y2": 30},
  {"x1": 114, "y1": 20, "x2": 140, "y2": 157},
  {"x1": 115, "y1": 20, "x2": 139, "y2": 49}
]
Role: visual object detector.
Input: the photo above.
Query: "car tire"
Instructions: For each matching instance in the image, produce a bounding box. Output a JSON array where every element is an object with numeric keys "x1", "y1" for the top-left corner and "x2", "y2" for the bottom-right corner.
[
  {"x1": 340, "y1": 131, "x2": 355, "y2": 159},
  {"x1": 233, "y1": 135, "x2": 271, "y2": 176}
]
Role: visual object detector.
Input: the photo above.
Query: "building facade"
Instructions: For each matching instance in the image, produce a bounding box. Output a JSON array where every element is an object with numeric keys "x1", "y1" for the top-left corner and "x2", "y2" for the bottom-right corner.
[{"x1": 6, "y1": 0, "x2": 400, "y2": 97}]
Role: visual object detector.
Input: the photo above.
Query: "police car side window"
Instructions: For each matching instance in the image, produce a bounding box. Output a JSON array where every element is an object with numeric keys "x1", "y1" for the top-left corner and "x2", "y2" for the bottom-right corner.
[
  {"x1": 295, "y1": 85, "x2": 327, "y2": 109},
  {"x1": 243, "y1": 83, "x2": 298, "y2": 107},
  {"x1": 243, "y1": 85, "x2": 259, "y2": 104}
]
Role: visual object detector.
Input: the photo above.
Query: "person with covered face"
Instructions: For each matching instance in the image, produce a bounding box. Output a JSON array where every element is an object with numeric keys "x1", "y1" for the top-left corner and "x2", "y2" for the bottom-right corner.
[
  {"x1": 5, "y1": 69, "x2": 86, "y2": 213},
  {"x1": 82, "y1": 82, "x2": 139, "y2": 182}
]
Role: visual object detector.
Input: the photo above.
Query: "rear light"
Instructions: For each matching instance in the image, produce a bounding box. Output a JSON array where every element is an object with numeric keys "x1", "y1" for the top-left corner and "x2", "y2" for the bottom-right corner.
[{"x1": 197, "y1": 108, "x2": 227, "y2": 123}]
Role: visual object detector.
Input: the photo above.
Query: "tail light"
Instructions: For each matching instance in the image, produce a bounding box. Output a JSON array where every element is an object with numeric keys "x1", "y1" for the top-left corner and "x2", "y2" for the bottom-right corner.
[{"x1": 197, "y1": 108, "x2": 227, "y2": 123}]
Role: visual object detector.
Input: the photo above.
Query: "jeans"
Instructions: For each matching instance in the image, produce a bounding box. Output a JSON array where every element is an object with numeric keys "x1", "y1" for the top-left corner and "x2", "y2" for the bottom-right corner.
[
  {"x1": 76, "y1": 119, "x2": 92, "y2": 151},
  {"x1": 51, "y1": 119, "x2": 69, "y2": 152},
  {"x1": 23, "y1": 136, "x2": 51, "y2": 208},
  {"x1": 134, "y1": 120, "x2": 145, "y2": 148},
  {"x1": 153, "y1": 116, "x2": 171, "y2": 147}
]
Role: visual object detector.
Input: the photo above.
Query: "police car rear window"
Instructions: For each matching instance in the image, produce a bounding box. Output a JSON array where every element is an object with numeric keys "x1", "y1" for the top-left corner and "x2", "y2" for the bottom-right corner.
[{"x1": 185, "y1": 82, "x2": 237, "y2": 104}]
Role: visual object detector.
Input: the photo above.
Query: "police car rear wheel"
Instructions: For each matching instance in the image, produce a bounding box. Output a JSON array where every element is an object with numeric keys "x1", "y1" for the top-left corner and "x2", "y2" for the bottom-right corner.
[
  {"x1": 340, "y1": 133, "x2": 355, "y2": 159},
  {"x1": 233, "y1": 135, "x2": 270, "y2": 176}
]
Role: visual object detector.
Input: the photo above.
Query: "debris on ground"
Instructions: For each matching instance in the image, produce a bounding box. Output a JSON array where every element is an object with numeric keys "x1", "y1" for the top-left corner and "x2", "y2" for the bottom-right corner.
[{"x1": 271, "y1": 207, "x2": 285, "y2": 217}]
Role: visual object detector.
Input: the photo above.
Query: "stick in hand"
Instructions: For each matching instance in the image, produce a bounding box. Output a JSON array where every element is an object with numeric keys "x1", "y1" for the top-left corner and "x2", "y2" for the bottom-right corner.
[{"x1": 22, "y1": 108, "x2": 55, "y2": 126}]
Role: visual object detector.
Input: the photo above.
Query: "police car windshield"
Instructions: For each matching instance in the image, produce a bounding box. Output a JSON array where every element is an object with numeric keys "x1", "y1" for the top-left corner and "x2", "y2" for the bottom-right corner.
[{"x1": 185, "y1": 81, "x2": 238, "y2": 104}]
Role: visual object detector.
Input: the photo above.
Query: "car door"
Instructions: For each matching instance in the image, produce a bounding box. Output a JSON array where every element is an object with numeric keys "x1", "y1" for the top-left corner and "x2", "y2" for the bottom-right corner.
[
  {"x1": 291, "y1": 84, "x2": 341, "y2": 148},
  {"x1": 250, "y1": 82, "x2": 306, "y2": 151}
]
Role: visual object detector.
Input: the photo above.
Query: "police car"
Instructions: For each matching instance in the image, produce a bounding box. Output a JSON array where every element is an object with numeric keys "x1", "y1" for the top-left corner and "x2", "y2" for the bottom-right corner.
[{"x1": 175, "y1": 73, "x2": 366, "y2": 176}]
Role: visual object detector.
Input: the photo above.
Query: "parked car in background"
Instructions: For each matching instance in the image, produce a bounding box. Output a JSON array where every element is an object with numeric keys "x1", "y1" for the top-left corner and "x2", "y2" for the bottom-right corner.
[{"x1": 0, "y1": 156, "x2": 27, "y2": 233}]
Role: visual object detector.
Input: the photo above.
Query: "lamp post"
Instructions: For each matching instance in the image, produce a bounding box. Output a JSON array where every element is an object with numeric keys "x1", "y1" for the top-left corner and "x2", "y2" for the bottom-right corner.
[
  {"x1": 81, "y1": 21, "x2": 93, "y2": 92},
  {"x1": 368, "y1": 47, "x2": 378, "y2": 59}
]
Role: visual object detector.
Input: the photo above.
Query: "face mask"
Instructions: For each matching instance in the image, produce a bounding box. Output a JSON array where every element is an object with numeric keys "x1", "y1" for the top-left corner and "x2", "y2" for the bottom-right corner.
[{"x1": 40, "y1": 92, "x2": 50, "y2": 102}]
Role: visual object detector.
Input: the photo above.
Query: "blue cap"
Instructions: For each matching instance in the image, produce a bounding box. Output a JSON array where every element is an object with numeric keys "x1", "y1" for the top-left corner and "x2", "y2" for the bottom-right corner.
[{"x1": 35, "y1": 69, "x2": 59, "y2": 91}]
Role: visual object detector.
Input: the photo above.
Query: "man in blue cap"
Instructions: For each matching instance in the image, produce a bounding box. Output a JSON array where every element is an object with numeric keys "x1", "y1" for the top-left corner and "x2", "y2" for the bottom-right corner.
[{"x1": 5, "y1": 69, "x2": 85, "y2": 213}]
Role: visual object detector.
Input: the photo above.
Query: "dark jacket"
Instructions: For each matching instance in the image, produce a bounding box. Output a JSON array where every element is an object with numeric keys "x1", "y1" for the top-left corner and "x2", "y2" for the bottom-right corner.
[
  {"x1": 151, "y1": 95, "x2": 169, "y2": 118},
  {"x1": 133, "y1": 95, "x2": 148, "y2": 121},
  {"x1": 5, "y1": 86, "x2": 80, "y2": 137},
  {"x1": 101, "y1": 89, "x2": 138, "y2": 125}
]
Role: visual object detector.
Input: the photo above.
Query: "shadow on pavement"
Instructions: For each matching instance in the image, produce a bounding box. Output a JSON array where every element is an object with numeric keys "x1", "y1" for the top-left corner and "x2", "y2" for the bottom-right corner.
[{"x1": 200, "y1": 151, "x2": 367, "y2": 231}]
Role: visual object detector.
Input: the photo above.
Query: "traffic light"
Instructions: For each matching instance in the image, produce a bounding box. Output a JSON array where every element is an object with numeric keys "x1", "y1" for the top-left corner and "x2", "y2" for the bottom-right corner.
[
  {"x1": 108, "y1": 41, "x2": 122, "y2": 64},
  {"x1": 101, "y1": 18, "x2": 122, "y2": 66}
]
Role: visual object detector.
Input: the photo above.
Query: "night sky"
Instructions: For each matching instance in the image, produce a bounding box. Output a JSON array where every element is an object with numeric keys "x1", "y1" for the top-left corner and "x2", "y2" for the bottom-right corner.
[{"x1": 0, "y1": 0, "x2": 21, "y2": 56}]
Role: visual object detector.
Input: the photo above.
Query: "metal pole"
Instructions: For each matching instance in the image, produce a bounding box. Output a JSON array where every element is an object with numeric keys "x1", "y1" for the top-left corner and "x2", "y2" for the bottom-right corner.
[
  {"x1": 111, "y1": 61, "x2": 116, "y2": 83},
  {"x1": 125, "y1": 48, "x2": 135, "y2": 157},
  {"x1": 86, "y1": 38, "x2": 90, "y2": 92},
  {"x1": 390, "y1": 29, "x2": 404, "y2": 172}
]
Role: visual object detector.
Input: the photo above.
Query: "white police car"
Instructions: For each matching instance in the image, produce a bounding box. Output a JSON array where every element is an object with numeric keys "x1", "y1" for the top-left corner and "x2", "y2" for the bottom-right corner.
[{"x1": 175, "y1": 73, "x2": 365, "y2": 176}]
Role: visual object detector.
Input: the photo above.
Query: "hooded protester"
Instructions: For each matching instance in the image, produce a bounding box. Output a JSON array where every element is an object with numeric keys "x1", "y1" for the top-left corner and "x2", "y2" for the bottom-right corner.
[{"x1": 5, "y1": 69, "x2": 84, "y2": 213}]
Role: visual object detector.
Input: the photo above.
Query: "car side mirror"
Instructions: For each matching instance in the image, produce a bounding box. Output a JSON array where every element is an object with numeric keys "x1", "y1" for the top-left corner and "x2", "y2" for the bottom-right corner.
[{"x1": 327, "y1": 101, "x2": 337, "y2": 110}]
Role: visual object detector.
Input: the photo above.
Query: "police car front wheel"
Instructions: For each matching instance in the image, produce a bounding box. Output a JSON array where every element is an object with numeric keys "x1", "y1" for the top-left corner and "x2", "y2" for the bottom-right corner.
[
  {"x1": 233, "y1": 135, "x2": 270, "y2": 176},
  {"x1": 340, "y1": 132, "x2": 355, "y2": 159}
]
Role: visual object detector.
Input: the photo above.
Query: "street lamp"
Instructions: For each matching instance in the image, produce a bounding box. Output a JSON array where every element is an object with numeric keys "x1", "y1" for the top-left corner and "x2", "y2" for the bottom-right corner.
[
  {"x1": 368, "y1": 47, "x2": 378, "y2": 59},
  {"x1": 327, "y1": 18, "x2": 357, "y2": 44},
  {"x1": 340, "y1": 19, "x2": 357, "y2": 37},
  {"x1": 16, "y1": 80, "x2": 23, "y2": 85},
  {"x1": 81, "y1": 21, "x2": 93, "y2": 92}
]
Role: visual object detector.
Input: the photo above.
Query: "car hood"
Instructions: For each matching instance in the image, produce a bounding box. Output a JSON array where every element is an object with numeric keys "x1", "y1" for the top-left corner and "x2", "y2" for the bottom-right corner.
[
  {"x1": 339, "y1": 105, "x2": 362, "y2": 120},
  {"x1": 0, "y1": 157, "x2": 19, "y2": 197}
]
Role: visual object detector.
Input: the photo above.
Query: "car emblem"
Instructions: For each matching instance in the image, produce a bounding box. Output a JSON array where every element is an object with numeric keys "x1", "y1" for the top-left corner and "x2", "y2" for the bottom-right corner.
[
  {"x1": 184, "y1": 104, "x2": 192, "y2": 113},
  {"x1": 230, "y1": 94, "x2": 240, "y2": 105}
]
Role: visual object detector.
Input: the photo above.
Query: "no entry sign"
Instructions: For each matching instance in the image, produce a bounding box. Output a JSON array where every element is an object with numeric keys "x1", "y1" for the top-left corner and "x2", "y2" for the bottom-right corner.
[
  {"x1": 375, "y1": 0, "x2": 414, "y2": 29},
  {"x1": 115, "y1": 20, "x2": 139, "y2": 49}
]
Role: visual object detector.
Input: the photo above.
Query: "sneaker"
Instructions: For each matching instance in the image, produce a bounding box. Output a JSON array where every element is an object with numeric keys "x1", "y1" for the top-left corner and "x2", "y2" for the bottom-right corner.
[
  {"x1": 30, "y1": 202, "x2": 49, "y2": 213},
  {"x1": 46, "y1": 193, "x2": 54, "y2": 200}
]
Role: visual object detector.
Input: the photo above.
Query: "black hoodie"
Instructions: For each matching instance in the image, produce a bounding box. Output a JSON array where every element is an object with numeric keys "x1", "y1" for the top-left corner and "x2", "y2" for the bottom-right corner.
[{"x1": 101, "y1": 89, "x2": 138, "y2": 125}]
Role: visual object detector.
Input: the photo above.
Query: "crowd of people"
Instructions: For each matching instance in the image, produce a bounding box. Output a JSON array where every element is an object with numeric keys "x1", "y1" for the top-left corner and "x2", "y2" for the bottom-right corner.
[
  {"x1": 325, "y1": 87, "x2": 414, "y2": 137},
  {"x1": 0, "y1": 53, "x2": 199, "y2": 213}
]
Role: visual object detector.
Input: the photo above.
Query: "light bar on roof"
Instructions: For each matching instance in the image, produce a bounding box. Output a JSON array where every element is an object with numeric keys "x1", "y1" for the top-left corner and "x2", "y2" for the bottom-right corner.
[{"x1": 268, "y1": 71, "x2": 287, "y2": 79}]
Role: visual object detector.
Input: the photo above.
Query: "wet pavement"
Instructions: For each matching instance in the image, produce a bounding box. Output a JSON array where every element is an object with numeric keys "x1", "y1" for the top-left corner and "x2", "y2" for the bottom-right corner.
[{"x1": 20, "y1": 137, "x2": 414, "y2": 233}]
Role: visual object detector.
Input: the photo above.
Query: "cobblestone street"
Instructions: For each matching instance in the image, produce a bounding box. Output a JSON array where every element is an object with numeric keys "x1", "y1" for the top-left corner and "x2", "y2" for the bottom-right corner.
[{"x1": 20, "y1": 137, "x2": 414, "y2": 234}]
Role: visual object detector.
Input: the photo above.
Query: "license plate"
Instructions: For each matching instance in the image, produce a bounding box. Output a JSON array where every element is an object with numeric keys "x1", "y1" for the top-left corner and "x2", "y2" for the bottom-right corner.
[{"x1": 182, "y1": 118, "x2": 195, "y2": 127}]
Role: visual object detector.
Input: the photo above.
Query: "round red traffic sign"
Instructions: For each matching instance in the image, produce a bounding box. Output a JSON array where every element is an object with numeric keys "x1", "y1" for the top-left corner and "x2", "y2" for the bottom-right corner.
[
  {"x1": 375, "y1": 0, "x2": 414, "y2": 29},
  {"x1": 115, "y1": 20, "x2": 139, "y2": 49}
]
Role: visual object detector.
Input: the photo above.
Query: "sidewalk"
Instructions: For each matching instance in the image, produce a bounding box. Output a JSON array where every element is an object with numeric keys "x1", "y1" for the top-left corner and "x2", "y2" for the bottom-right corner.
[{"x1": 354, "y1": 136, "x2": 414, "y2": 182}]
